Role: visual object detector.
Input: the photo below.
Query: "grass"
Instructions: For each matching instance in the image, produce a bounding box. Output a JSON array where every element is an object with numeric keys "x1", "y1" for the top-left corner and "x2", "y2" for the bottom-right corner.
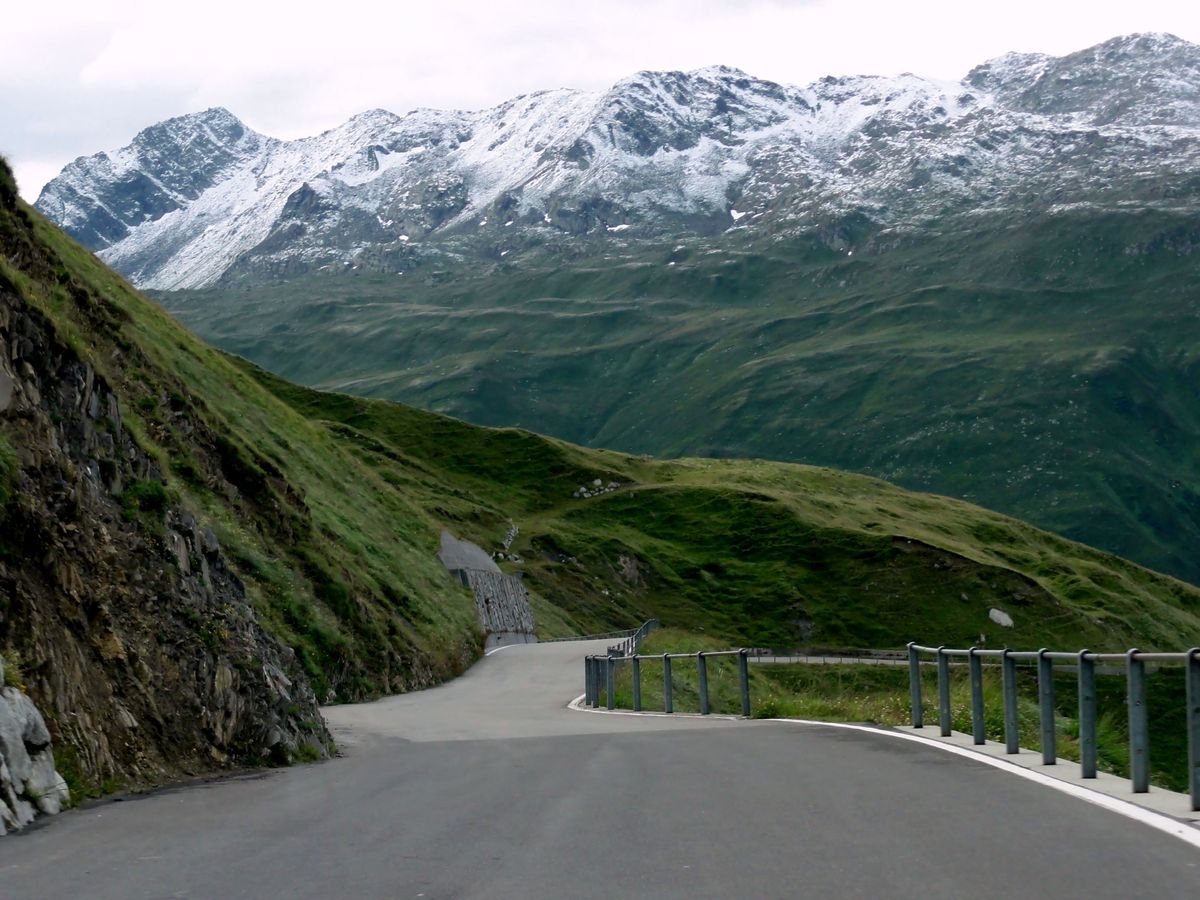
[
  {"x1": 1, "y1": 648, "x2": 26, "y2": 690},
  {"x1": 3, "y1": 181, "x2": 483, "y2": 704},
  {"x1": 161, "y1": 206, "x2": 1200, "y2": 587},
  {"x1": 238, "y1": 363, "x2": 1200, "y2": 653},
  {"x1": 6, "y1": 158, "x2": 1200, "y2": 710},
  {"x1": 0, "y1": 431, "x2": 17, "y2": 509},
  {"x1": 604, "y1": 630, "x2": 1190, "y2": 792},
  {"x1": 120, "y1": 479, "x2": 170, "y2": 519}
]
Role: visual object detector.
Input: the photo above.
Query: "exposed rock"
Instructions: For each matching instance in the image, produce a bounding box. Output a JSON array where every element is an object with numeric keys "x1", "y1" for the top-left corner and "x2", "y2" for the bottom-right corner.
[
  {"x1": 0, "y1": 665, "x2": 70, "y2": 834},
  {"x1": 459, "y1": 571, "x2": 536, "y2": 635},
  {"x1": 437, "y1": 530, "x2": 501, "y2": 574},
  {"x1": 439, "y1": 531, "x2": 534, "y2": 636},
  {"x1": 0, "y1": 366, "x2": 12, "y2": 413},
  {"x1": 989, "y1": 608, "x2": 1015, "y2": 628}
]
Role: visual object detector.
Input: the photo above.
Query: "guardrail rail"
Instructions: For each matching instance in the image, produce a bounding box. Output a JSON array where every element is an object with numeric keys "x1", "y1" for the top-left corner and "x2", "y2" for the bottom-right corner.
[
  {"x1": 584, "y1": 647, "x2": 751, "y2": 717},
  {"x1": 581, "y1": 636, "x2": 1200, "y2": 811},
  {"x1": 906, "y1": 643, "x2": 1200, "y2": 810}
]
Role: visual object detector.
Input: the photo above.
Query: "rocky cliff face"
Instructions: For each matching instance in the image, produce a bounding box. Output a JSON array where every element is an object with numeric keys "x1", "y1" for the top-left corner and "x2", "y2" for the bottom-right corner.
[
  {"x1": 0, "y1": 160, "x2": 332, "y2": 808},
  {"x1": 35, "y1": 33, "x2": 1200, "y2": 289}
]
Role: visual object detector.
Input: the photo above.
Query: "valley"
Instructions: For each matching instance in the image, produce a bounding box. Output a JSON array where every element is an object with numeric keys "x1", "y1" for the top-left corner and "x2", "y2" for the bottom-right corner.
[{"x1": 35, "y1": 33, "x2": 1200, "y2": 588}]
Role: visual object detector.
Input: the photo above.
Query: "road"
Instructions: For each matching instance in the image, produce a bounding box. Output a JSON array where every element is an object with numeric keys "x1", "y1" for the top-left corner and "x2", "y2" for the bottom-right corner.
[{"x1": 1, "y1": 639, "x2": 1197, "y2": 898}]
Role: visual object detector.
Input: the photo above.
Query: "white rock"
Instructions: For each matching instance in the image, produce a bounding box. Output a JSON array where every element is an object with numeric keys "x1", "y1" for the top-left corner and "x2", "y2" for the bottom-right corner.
[
  {"x1": 26, "y1": 752, "x2": 69, "y2": 816},
  {"x1": 0, "y1": 688, "x2": 35, "y2": 785},
  {"x1": 988, "y1": 608, "x2": 1014, "y2": 628},
  {"x1": 0, "y1": 678, "x2": 71, "y2": 834}
]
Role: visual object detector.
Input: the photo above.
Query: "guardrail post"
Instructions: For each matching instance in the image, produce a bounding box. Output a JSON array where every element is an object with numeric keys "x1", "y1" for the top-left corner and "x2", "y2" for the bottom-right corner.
[
  {"x1": 1187, "y1": 648, "x2": 1200, "y2": 810},
  {"x1": 1038, "y1": 649, "x2": 1056, "y2": 765},
  {"x1": 632, "y1": 656, "x2": 642, "y2": 712},
  {"x1": 663, "y1": 654, "x2": 674, "y2": 714},
  {"x1": 1078, "y1": 650, "x2": 1097, "y2": 779},
  {"x1": 698, "y1": 652, "x2": 710, "y2": 715},
  {"x1": 968, "y1": 647, "x2": 985, "y2": 745},
  {"x1": 606, "y1": 656, "x2": 616, "y2": 711},
  {"x1": 936, "y1": 646, "x2": 951, "y2": 736},
  {"x1": 1127, "y1": 649, "x2": 1148, "y2": 793},
  {"x1": 738, "y1": 649, "x2": 751, "y2": 718},
  {"x1": 585, "y1": 656, "x2": 594, "y2": 706},
  {"x1": 907, "y1": 643, "x2": 923, "y2": 728},
  {"x1": 1002, "y1": 649, "x2": 1019, "y2": 754}
]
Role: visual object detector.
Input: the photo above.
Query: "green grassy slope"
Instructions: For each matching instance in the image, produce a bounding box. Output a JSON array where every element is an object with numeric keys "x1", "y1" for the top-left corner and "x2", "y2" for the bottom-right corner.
[
  {"x1": 9, "y1": 173, "x2": 1200, "y2": 713},
  {"x1": 163, "y1": 207, "x2": 1200, "y2": 586},
  {"x1": 245, "y1": 363, "x2": 1200, "y2": 651},
  {"x1": 3, "y1": 191, "x2": 482, "y2": 703}
]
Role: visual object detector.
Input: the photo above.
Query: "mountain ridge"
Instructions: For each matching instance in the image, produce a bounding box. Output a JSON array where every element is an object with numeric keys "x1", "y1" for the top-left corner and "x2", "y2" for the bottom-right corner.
[{"x1": 36, "y1": 32, "x2": 1200, "y2": 289}]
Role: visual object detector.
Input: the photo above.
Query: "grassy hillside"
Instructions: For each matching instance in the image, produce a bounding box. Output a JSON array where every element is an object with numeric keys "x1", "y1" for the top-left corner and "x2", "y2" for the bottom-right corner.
[
  {"x1": 6, "y1": 164, "x2": 1200, "y2": 744},
  {"x1": 3, "y1": 179, "x2": 483, "y2": 705},
  {"x1": 246, "y1": 362, "x2": 1200, "y2": 651},
  {"x1": 163, "y1": 207, "x2": 1200, "y2": 586}
]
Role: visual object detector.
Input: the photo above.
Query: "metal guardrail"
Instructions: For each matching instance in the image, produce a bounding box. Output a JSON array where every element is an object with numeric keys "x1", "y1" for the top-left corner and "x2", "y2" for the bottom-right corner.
[
  {"x1": 584, "y1": 648, "x2": 751, "y2": 718},
  {"x1": 907, "y1": 643, "x2": 1200, "y2": 810},
  {"x1": 748, "y1": 647, "x2": 908, "y2": 662},
  {"x1": 606, "y1": 619, "x2": 660, "y2": 657},
  {"x1": 538, "y1": 628, "x2": 640, "y2": 644}
]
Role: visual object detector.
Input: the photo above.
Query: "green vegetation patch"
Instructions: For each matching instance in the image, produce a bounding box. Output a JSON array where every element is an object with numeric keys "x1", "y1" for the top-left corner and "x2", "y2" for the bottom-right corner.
[
  {"x1": 120, "y1": 479, "x2": 170, "y2": 518},
  {"x1": 162, "y1": 208, "x2": 1200, "y2": 588},
  {"x1": 0, "y1": 431, "x2": 18, "y2": 508}
]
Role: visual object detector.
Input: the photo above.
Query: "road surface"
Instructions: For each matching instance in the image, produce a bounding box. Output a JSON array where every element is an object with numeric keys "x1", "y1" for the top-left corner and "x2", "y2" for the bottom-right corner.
[{"x1": 1, "y1": 639, "x2": 1197, "y2": 898}]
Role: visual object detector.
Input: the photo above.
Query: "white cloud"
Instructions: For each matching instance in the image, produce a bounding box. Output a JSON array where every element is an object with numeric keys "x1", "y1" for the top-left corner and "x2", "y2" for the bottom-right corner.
[{"x1": 4, "y1": 0, "x2": 1198, "y2": 199}]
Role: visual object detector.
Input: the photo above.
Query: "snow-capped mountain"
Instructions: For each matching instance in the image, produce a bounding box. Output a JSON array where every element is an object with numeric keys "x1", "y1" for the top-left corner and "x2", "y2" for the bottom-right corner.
[{"x1": 37, "y1": 33, "x2": 1200, "y2": 290}]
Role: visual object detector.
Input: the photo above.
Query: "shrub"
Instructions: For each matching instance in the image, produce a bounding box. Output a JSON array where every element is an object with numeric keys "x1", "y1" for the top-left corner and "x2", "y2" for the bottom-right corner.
[
  {"x1": 0, "y1": 433, "x2": 18, "y2": 508},
  {"x1": 120, "y1": 479, "x2": 170, "y2": 518}
]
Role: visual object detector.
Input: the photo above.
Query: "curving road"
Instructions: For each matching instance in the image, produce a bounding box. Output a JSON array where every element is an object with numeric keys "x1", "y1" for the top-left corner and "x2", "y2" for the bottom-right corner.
[{"x1": 1, "y1": 639, "x2": 1198, "y2": 898}]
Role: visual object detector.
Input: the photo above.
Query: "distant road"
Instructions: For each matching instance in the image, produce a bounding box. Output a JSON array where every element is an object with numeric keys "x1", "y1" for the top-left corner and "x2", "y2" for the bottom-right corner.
[{"x1": 1, "y1": 640, "x2": 1197, "y2": 898}]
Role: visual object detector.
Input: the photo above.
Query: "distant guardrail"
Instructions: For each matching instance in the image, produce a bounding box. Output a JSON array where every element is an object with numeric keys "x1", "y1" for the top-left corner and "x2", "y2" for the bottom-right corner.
[
  {"x1": 538, "y1": 626, "x2": 643, "y2": 644},
  {"x1": 585, "y1": 647, "x2": 751, "y2": 717},
  {"x1": 906, "y1": 643, "x2": 1200, "y2": 811},
  {"x1": 606, "y1": 619, "x2": 659, "y2": 656}
]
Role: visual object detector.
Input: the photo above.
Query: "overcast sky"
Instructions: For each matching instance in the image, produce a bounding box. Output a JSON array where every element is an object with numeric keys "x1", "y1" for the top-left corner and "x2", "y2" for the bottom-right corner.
[{"x1": 5, "y1": 0, "x2": 1198, "y2": 200}]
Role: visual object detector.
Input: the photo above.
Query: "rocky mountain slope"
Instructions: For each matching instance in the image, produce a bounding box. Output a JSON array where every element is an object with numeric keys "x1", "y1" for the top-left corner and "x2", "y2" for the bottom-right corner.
[
  {"x1": 1, "y1": 157, "x2": 492, "y2": 813},
  {"x1": 36, "y1": 33, "x2": 1200, "y2": 289}
]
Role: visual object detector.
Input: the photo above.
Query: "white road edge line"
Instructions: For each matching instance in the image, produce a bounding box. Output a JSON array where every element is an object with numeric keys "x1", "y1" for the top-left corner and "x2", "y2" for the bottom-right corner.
[
  {"x1": 485, "y1": 644, "x2": 517, "y2": 657},
  {"x1": 763, "y1": 718, "x2": 1200, "y2": 850},
  {"x1": 568, "y1": 694, "x2": 740, "y2": 721},
  {"x1": 568, "y1": 697, "x2": 1200, "y2": 850}
]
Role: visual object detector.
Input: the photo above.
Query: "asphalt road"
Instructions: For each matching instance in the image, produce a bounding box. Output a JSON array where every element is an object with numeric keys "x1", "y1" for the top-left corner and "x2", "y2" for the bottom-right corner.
[{"x1": 1, "y1": 639, "x2": 1198, "y2": 898}]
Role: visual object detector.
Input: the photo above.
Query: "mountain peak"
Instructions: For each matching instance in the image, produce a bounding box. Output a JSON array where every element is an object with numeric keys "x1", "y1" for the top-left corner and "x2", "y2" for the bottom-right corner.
[
  {"x1": 688, "y1": 64, "x2": 753, "y2": 80},
  {"x1": 343, "y1": 108, "x2": 404, "y2": 128},
  {"x1": 136, "y1": 106, "x2": 250, "y2": 140},
  {"x1": 34, "y1": 33, "x2": 1200, "y2": 288},
  {"x1": 1095, "y1": 31, "x2": 1192, "y2": 53}
]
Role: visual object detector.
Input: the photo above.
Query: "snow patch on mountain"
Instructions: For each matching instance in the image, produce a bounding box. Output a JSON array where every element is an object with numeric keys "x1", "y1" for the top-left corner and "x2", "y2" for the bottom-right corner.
[{"x1": 36, "y1": 33, "x2": 1200, "y2": 289}]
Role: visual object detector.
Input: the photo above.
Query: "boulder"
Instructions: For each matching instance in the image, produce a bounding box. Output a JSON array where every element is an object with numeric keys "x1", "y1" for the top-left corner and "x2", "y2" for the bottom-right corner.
[{"x1": 0, "y1": 661, "x2": 71, "y2": 834}]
